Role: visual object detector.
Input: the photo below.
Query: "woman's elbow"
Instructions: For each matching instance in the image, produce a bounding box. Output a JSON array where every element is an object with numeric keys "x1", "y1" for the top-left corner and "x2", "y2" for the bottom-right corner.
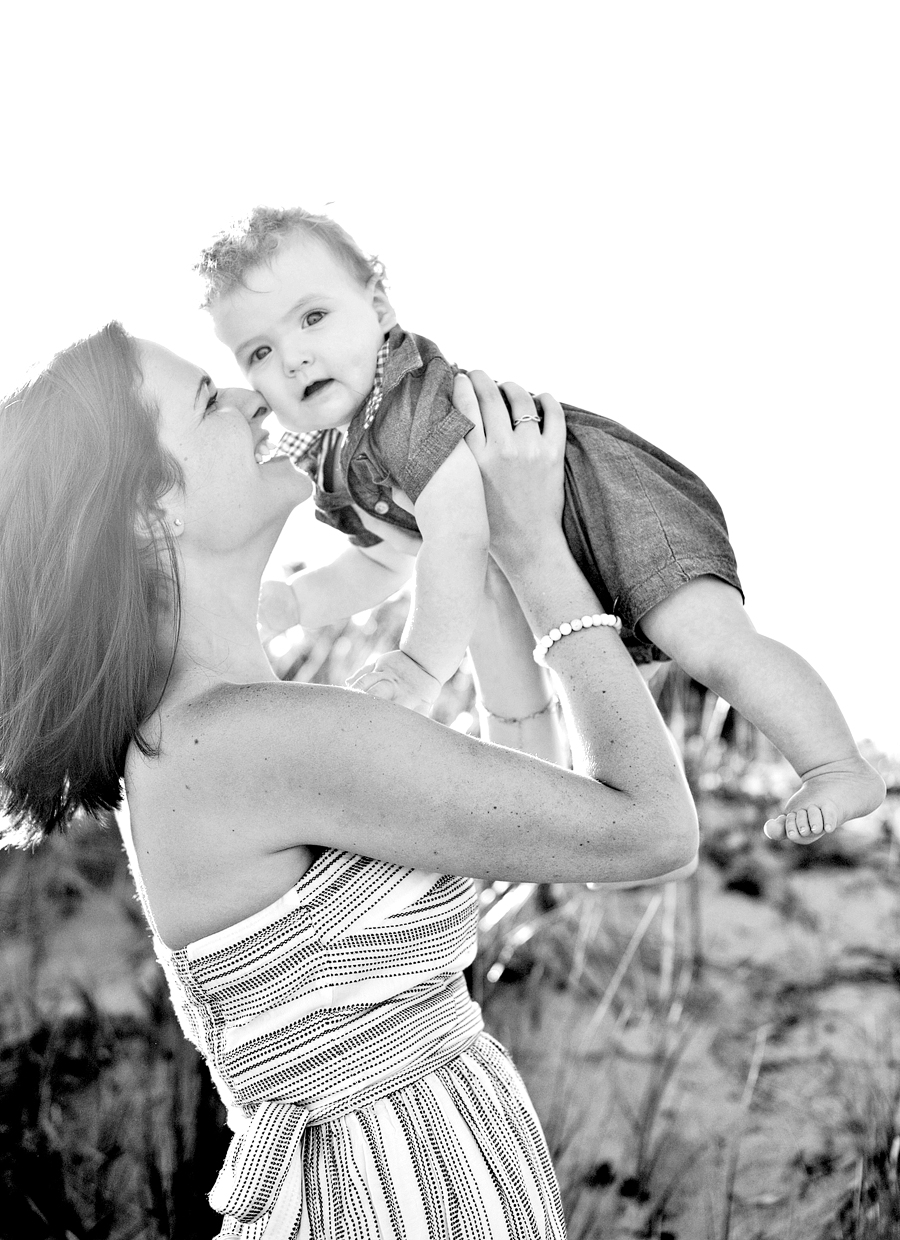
[
  {"x1": 650, "y1": 798, "x2": 700, "y2": 874},
  {"x1": 627, "y1": 785, "x2": 699, "y2": 879},
  {"x1": 598, "y1": 851, "x2": 698, "y2": 889},
  {"x1": 649, "y1": 833, "x2": 699, "y2": 880}
]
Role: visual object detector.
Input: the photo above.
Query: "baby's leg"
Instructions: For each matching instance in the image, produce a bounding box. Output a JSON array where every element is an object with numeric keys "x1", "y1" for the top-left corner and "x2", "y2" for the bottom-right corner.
[{"x1": 640, "y1": 577, "x2": 885, "y2": 843}]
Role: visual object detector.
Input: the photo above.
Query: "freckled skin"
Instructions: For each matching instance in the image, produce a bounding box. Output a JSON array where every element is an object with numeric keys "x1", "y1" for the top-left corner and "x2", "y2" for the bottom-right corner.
[{"x1": 122, "y1": 359, "x2": 700, "y2": 950}]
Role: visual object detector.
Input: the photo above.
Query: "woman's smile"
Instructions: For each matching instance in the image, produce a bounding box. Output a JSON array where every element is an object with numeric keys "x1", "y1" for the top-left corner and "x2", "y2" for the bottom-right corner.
[{"x1": 253, "y1": 433, "x2": 281, "y2": 464}]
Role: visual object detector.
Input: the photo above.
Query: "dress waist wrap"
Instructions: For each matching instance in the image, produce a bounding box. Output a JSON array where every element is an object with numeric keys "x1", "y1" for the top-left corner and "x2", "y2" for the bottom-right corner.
[{"x1": 207, "y1": 972, "x2": 484, "y2": 1236}]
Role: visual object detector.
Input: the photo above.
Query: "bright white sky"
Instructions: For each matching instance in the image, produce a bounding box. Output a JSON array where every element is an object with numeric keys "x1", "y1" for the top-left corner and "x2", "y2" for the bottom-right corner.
[{"x1": 2, "y1": 2, "x2": 898, "y2": 753}]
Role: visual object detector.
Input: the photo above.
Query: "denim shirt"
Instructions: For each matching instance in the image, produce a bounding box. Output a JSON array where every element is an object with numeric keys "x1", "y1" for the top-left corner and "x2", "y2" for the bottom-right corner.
[
  {"x1": 295, "y1": 325, "x2": 742, "y2": 667},
  {"x1": 304, "y1": 326, "x2": 473, "y2": 548}
]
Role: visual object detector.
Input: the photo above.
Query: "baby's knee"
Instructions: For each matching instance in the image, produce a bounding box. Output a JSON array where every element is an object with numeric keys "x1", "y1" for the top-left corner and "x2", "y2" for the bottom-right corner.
[
  {"x1": 672, "y1": 624, "x2": 756, "y2": 689},
  {"x1": 640, "y1": 578, "x2": 755, "y2": 687}
]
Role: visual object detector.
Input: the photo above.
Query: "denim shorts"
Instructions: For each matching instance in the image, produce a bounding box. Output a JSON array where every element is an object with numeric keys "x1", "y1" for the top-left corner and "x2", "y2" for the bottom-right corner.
[{"x1": 561, "y1": 405, "x2": 743, "y2": 664}]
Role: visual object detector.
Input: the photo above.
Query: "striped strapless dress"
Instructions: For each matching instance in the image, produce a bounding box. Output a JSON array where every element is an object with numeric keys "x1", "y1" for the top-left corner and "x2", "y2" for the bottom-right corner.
[{"x1": 118, "y1": 816, "x2": 566, "y2": 1240}]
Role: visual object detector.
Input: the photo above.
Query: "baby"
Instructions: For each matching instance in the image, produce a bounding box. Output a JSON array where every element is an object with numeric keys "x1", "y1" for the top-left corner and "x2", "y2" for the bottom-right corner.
[{"x1": 197, "y1": 206, "x2": 884, "y2": 845}]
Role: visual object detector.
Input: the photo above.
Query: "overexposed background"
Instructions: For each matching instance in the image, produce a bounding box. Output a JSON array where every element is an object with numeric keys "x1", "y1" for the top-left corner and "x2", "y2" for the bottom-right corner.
[{"x1": 2, "y1": 1, "x2": 897, "y2": 752}]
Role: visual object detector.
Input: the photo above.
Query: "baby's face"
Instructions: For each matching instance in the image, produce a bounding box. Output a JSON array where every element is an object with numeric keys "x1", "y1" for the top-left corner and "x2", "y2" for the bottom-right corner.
[{"x1": 213, "y1": 233, "x2": 395, "y2": 434}]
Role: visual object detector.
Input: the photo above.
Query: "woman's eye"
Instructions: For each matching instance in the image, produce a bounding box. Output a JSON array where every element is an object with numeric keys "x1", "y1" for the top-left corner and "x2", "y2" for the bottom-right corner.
[
  {"x1": 304, "y1": 310, "x2": 325, "y2": 327},
  {"x1": 205, "y1": 390, "x2": 220, "y2": 414},
  {"x1": 249, "y1": 346, "x2": 271, "y2": 365}
]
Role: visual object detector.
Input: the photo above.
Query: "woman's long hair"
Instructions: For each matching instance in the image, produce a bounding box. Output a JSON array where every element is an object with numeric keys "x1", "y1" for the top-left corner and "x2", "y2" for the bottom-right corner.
[{"x1": 0, "y1": 322, "x2": 182, "y2": 843}]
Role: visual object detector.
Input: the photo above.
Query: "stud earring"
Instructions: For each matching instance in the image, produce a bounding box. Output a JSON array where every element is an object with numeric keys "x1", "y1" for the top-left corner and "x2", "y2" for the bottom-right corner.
[{"x1": 173, "y1": 518, "x2": 183, "y2": 529}]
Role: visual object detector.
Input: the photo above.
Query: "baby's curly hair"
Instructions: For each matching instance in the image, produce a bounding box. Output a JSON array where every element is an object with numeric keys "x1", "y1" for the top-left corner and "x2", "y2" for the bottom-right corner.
[{"x1": 196, "y1": 206, "x2": 385, "y2": 308}]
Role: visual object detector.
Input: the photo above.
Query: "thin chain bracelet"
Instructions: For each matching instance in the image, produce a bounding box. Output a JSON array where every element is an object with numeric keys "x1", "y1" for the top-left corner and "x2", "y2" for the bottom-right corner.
[
  {"x1": 477, "y1": 695, "x2": 560, "y2": 725},
  {"x1": 533, "y1": 613, "x2": 622, "y2": 664}
]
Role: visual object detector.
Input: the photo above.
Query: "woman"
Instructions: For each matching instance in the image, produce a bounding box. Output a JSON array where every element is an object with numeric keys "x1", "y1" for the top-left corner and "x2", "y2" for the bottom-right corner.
[{"x1": 0, "y1": 323, "x2": 697, "y2": 1238}]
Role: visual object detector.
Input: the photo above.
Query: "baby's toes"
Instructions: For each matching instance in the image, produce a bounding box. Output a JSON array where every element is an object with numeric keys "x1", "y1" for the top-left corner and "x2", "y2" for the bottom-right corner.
[
  {"x1": 788, "y1": 813, "x2": 813, "y2": 843},
  {"x1": 790, "y1": 810, "x2": 808, "y2": 839},
  {"x1": 786, "y1": 809, "x2": 822, "y2": 846},
  {"x1": 805, "y1": 805, "x2": 825, "y2": 836},
  {"x1": 763, "y1": 814, "x2": 787, "y2": 840}
]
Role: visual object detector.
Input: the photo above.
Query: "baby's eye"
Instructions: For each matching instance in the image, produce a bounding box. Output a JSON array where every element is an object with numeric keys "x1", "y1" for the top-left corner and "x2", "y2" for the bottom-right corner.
[
  {"x1": 204, "y1": 388, "x2": 220, "y2": 414},
  {"x1": 249, "y1": 345, "x2": 271, "y2": 365},
  {"x1": 304, "y1": 310, "x2": 325, "y2": 327}
]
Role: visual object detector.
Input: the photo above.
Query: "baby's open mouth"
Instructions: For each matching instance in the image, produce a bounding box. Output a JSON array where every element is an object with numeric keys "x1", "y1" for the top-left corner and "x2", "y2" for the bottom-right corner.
[{"x1": 302, "y1": 378, "x2": 332, "y2": 401}]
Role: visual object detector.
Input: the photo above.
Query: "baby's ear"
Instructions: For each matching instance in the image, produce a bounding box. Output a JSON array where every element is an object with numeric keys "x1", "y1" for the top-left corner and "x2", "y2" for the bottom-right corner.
[{"x1": 369, "y1": 277, "x2": 397, "y2": 331}]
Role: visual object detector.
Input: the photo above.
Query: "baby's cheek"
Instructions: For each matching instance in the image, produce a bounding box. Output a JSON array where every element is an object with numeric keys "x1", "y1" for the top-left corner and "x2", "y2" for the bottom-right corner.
[
  {"x1": 353, "y1": 337, "x2": 381, "y2": 379},
  {"x1": 258, "y1": 384, "x2": 297, "y2": 427},
  {"x1": 254, "y1": 376, "x2": 282, "y2": 411}
]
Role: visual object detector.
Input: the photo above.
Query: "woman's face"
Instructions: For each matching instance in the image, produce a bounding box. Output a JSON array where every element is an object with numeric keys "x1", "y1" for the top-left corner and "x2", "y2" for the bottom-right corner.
[{"x1": 138, "y1": 341, "x2": 313, "y2": 553}]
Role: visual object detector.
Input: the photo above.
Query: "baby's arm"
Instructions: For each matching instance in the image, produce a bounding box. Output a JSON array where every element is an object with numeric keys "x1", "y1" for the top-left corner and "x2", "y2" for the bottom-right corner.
[
  {"x1": 258, "y1": 539, "x2": 415, "y2": 643},
  {"x1": 352, "y1": 441, "x2": 490, "y2": 711}
]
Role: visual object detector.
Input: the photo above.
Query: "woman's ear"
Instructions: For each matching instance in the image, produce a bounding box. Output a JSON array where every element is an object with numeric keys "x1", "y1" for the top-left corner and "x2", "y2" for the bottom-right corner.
[
  {"x1": 134, "y1": 501, "x2": 184, "y2": 544},
  {"x1": 158, "y1": 488, "x2": 186, "y2": 539},
  {"x1": 369, "y1": 277, "x2": 398, "y2": 332}
]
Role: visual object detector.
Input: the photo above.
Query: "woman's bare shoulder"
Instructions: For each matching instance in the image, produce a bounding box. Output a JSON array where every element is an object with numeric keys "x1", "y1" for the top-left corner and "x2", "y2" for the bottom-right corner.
[
  {"x1": 126, "y1": 679, "x2": 367, "y2": 818},
  {"x1": 127, "y1": 676, "x2": 693, "y2": 886},
  {"x1": 177, "y1": 679, "x2": 369, "y2": 747},
  {"x1": 124, "y1": 682, "x2": 328, "y2": 948},
  {"x1": 130, "y1": 680, "x2": 338, "y2": 783}
]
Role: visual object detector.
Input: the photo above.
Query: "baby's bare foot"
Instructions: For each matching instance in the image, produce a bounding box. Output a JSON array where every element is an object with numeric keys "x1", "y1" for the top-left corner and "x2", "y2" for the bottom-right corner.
[{"x1": 763, "y1": 755, "x2": 886, "y2": 845}]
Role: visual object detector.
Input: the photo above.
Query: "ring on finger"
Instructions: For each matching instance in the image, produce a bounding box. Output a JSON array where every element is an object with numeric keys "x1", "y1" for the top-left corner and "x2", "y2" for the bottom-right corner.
[{"x1": 512, "y1": 414, "x2": 542, "y2": 426}]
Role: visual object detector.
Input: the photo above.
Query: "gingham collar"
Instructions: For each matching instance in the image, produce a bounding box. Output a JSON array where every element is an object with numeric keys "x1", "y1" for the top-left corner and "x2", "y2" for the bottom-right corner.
[{"x1": 361, "y1": 336, "x2": 389, "y2": 429}]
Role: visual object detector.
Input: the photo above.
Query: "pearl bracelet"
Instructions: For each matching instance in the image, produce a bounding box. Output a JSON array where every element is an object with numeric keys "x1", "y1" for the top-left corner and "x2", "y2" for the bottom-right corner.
[{"x1": 533, "y1": 613, "x2": 622, "y2": 664}]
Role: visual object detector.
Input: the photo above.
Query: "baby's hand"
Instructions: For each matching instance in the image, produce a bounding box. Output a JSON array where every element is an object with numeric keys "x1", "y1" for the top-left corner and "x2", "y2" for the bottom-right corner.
[
  {"x1": 347, "y1": 650, "x2": 442, "y2": 715},
  {"x1": 258, "y1": 578, "x2": 300, "y2": 646}
]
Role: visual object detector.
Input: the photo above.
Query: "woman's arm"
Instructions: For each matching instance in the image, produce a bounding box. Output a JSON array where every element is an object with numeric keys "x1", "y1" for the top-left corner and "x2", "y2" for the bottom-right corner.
[
  {"x1": 468, "y1": 558, "x2": 569, "y2": 765},
  {"x1": 469, "y1": 559, "x2": 698, "y2": 885},
  {"x1": 167, "y1": 377, "x2": 697, "y2": 886},
  {"x1": 169, "y1": 673, "x2": 695, "y2": 886},
  {"x1": 464, "y1": 376, "x2": 698, "y2": 884},
  {"x1": 459, "y1": 373, "x2": 686, "y2": 792}
]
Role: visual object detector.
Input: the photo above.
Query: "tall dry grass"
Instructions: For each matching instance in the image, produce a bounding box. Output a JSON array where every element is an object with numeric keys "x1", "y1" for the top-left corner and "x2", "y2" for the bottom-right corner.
[{"x1": 3, "y1": 593, "x2": 899, "y2": 1238}]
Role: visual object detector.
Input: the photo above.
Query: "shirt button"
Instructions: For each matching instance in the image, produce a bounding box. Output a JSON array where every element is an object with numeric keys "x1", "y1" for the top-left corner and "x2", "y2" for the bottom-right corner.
[{"x1": 374, "y1": 500, "x2": 390, "y2": 515}]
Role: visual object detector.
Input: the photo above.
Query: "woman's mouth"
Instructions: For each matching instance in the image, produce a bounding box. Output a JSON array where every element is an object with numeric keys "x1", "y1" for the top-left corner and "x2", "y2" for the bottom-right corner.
[{"x1": 254, "y1": 434, "x2": 284, "y2": 465}]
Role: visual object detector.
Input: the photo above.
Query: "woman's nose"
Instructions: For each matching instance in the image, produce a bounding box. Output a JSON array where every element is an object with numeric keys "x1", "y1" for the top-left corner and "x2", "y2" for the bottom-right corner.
[{"x1": 223, "y1": 388, "x2": 269, "y2": 420}]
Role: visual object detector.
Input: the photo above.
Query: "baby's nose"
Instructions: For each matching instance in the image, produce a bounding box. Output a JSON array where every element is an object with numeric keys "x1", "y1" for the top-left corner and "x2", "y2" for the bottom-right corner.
[{"x1": 282, "y1": 339, "x2": 312, "y2": 376}]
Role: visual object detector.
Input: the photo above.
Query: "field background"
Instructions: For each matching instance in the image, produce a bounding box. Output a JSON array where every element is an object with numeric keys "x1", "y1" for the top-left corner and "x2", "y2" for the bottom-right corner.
[
  {"x1": 1, "y1": 4, "x2": 897, "y2": 1236},
  {"x1": 2, "y1": 593, "x2": 899, "y2": 1240}
]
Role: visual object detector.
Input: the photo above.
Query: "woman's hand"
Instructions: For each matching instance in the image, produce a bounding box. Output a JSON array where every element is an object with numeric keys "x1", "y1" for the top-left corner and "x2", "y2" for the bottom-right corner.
[{"x1": 457, "y1": 372, "x2": 568, "y2": 578}]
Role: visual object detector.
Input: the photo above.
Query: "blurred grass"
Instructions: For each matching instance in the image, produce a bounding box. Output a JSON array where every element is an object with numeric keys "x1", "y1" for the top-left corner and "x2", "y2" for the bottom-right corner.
[
  {"x1": 2, "y1": 591, "x2": 899, "y2": 1238},
  {"x1": 0, "y1": 818, "x2": 229, "y2": 1240}
]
